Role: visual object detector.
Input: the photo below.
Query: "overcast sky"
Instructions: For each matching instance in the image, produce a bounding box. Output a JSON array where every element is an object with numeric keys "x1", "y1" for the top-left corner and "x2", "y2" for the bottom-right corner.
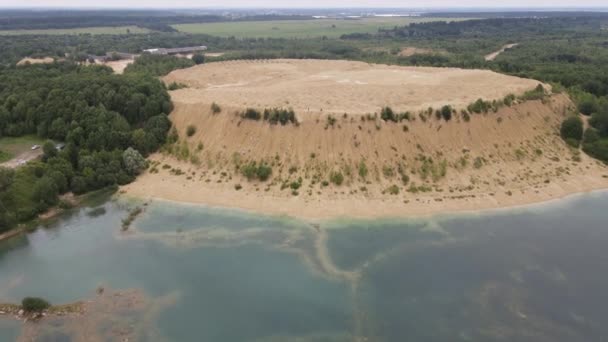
[{"x1": 2, "y1": 0, "x2": 607, "y2": 9}]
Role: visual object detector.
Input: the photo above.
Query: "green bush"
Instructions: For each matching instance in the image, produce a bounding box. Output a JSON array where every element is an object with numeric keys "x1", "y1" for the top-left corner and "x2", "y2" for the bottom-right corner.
[
  {"x1": 358, "y1": 161, "x2": 368, "y2": 179},
  {"x1": 560, "y1": 116, "x2": 583, "y2": 144},
  {"x1": 440, "y1": 105, "x2": 452, "y2": 121},
  {"x1": 211, "y1": 102, "x2": 221, "y2": 114},
  {"x1": 22, "y1": 297, "x2": 50, "y2": 312},
  {"x1": 380, "y1": 106, "x2": 396, "y2": 122},
  {"x1": 186, "y1": 125, "x2": 197, "y2": 137},
  {"x1": 192, "y1": 53, "x2": 205, "y2": 65},
  {"x1": 256, "y1": 165, "x2": 272, "y2": 181},
  {"x1": 386, "y1": 184, "x2": 400, "y2": 195},
  {"x1": 242, "y1": 108, "x2": 262, "y2": 120},
  {"x1": 241, "y1": 162, "x2": 272, "y2": 181},
  {"x1": 468, "y1": 99, "x2": 491, "y2": 114},
  {"x1": 578, "y1": 94, "x2": 599, "y2": 115},
  {"x1": 329, "y1": 171, "x2": 344, "y2": 186}
]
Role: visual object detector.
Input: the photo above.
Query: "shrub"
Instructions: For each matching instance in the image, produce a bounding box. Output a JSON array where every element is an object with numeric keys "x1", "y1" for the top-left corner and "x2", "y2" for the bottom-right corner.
[
  {"x1": 329, "y1": 171, "x2": 344, "y2": 186},
  {"x1": 358, "y1": 161, "x2": 368, "y2": 179},
  {"x1": 242, "y1": 108, "x2": 262, "y2": 120},
  {"x1": 263, "y1": 108, "x2": 297, "y2": 125},
  {"x1": 167, "y1": 82, "x2": 187, "y2": 90},
  {"x1": 386, "y1": 184, "x2": 400, "y2": 195},
  {"x1": 192, "y1": 53, "x2": 205, "y2": 65},
  {"x1": 577, "y1": 94, "x2": 599, "y2": 115},
  {"x1": 440, "y1": 105, "x2": 452, "y2": 121},
  {"x1": 22, "y1": 297, "x2": 50, "y2": 312},
  {"x1": 380, "y1": 106, "x2": 396, "y2": 122},
  {"x1": 326, "y1": 115, "x2": 337, "y2": 127},
  {"x1": 560, "y1": 116, "x2": 583, "y2": 144},
  {"x1": 583, "y1": 132, "x2": 608, "y2": 162},
  {"x1": 241, "y1": 162, "x2": 272, "y2": 181},
  {"x1": 234, "y1": 184, "x2": 242, "y2": 190},
  {"x1": 256, "y1": 164, "x2": 272, "y2": 181},
  {"x1": 468, "y1": 99, "x2": 491, "y2": 114},
  {"x1": 186, "y1": 125, "x2": 197, "y2": 137},
  {"x1": 211, "y1": 102, "x2": 221, "y2": 114},
  {"x1": 520, "y1": 84, "x2": 546, "y2": 101},
  {"x1": 290, "y1": 177, "x2": 303, "y2": 190}
]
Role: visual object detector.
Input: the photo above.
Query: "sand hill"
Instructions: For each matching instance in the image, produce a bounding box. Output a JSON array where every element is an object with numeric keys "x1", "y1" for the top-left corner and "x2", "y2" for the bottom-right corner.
[{"x1": 122, "y1": 59, "x2": 608, "y2": 219}]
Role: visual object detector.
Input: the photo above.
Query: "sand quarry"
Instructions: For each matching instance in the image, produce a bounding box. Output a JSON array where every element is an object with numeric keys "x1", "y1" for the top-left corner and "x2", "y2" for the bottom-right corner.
[
  {"x1": 123, "y1": 59, "x2": 608, "y2": 219},
  {"x1": 165, "y1": 59, "x2": 540, "y2": 116}
]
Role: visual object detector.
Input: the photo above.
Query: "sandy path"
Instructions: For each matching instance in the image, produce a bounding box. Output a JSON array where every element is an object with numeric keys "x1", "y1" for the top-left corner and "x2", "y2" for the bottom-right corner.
[
  {"x1": 0, "y1": 149, "x2": 42, "y2": 168},
  {"x1": 102, "y1": 59, "x2": 134, "y2": 74},
  {"x1": 485, "y1": 43, "x2": 519, "y2": 61},
  {"x1": 16, "y1": 57, "x2": 55, "y2": 66}
]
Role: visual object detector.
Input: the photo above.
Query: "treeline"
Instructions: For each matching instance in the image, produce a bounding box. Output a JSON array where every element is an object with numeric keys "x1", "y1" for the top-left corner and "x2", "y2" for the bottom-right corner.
[
  {"x1": 0, "y1": 10, "x2": 315, "y2": 31},
  {"x1": 0, "y1": 33, "x2": 364, "y2": 65},
  {"x1": 0, "y1": 63, "x2": 172, "y2": 232},
  {"x1": 124, "y1": 54, "x2": 195, "y2": 76},
  {"x1": 378, "y1": 16, "x2": 608, "y2": 39},
  {"x1": 0, "y1": 11, "x2": 226, "y2": 30}
]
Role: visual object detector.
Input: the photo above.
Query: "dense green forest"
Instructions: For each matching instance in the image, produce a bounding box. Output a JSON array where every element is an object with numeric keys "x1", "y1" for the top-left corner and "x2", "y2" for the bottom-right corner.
[
  {"x1": 123, "y1": 54, "x2": 196, "y2": 76},
  {"x1": 0, "y1": 63, "x2": 172, "y2": 232}
]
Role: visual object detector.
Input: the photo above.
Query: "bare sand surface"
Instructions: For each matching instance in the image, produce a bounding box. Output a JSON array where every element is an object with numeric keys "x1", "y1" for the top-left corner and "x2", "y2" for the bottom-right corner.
[
  {"x1": 0, "y1": 149, "x2": 42, "y2": 169},
  {"x1": 164, "y1": 59, "x2": 540, "y2": 115},
  {"x1": 122, "y1": 60, "x2": 608, "y2": 220},
  {"x1": 16, "y1": 57, "x2": 56, "y2": 66},
  {"x1": 102, "y1": 59, "x2": 134, "y2": 74},
  {"x1": 399, "y1": 47, "x2": 441, "y2": 57},
  {"x1": 485, "y1": 43, "x2": 519, "y2": 61}
]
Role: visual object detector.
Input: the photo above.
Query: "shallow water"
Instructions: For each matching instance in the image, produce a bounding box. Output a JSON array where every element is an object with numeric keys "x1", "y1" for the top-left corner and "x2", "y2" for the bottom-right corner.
[{"x1": 1, "y1": 192, "x2": 608, "y2": 341}]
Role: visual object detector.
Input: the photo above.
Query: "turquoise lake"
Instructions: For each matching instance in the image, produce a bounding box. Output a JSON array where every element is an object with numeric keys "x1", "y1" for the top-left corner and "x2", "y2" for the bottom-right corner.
[{"x1": 1, "y1": 191, "x2": 608, "y2": 341}]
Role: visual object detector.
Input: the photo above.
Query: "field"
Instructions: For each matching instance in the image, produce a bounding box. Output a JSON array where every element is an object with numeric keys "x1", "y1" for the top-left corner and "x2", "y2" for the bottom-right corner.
[
  {"x1": 172, "y1": 17, "x2": 469, "y2": 38},
  {"x1": 0, "y1": 26, "x2": 150, "y2": 36},
  {"x1": 164, "y1": 59, "x2": 540, "y2": 115}
]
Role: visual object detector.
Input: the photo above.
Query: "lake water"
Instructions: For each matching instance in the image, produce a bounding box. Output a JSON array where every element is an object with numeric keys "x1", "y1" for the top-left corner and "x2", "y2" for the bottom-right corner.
[{"x1": 1, "y1": 192, "x2": 608, "y2": 341}]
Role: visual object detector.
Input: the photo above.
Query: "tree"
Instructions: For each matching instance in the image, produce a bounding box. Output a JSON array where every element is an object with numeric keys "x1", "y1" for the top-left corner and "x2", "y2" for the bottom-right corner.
[
  {"x1": 32, "y1": 176, "x2": 59, "y2": 209},
  {"x1": 192, "y1": 53, "x2": 205, "y2": 65},
  {"x1": 560, "y1": 116, "x2": 584, "y2": 145},
  {"x1": 22, "y1": 297, "x2": 50, "y2": 312},
  {"x1": 578, "y1": 94, "x2": 599, "y2": 116},
  {"x1": 122, "y1": 147, "x2": 147, "y2": 176},
  {"x1": 42, "y1": 140, "x2": 57, "y2": 160}
]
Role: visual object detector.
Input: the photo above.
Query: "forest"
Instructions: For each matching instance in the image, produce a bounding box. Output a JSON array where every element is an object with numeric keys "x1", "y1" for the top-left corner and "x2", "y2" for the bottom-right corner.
[{"x1": 0, "y1": 63, "x2": 172, "y2": 232}]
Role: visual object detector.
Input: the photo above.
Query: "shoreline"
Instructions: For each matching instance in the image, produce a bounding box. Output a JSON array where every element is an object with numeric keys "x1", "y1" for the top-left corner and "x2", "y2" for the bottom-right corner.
[{"x1": 120, "y1": 172, "x2": 608, "y2": 221}]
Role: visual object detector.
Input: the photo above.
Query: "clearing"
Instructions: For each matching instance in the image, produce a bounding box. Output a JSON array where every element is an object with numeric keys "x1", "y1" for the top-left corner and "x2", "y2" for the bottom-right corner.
[
  {"x1": 0, "y1": 135, "x2": 46, "y2": 168},
  {"x1": 172, "y1": 17, "x2": 470, "y2": 39}
]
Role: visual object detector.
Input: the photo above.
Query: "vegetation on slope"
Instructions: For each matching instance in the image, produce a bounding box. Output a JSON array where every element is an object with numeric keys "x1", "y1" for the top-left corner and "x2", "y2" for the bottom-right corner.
[{"x1": 0, "y1": 63, "x2": 172, "y2": 233}]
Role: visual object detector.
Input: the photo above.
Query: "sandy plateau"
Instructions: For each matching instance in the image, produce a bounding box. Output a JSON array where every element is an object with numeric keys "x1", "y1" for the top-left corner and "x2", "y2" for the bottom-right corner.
[{"x1": 122, "y1": 59, "x2": 608, "y2": 219}]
